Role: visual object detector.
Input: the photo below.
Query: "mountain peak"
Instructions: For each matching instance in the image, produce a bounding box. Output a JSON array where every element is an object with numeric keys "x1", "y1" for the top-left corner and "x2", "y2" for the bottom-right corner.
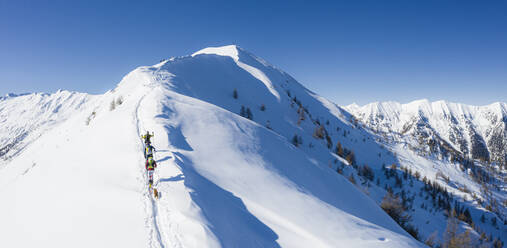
[
  {"x1": 192, "y1": 44, "x2": 243, "y2": 60},
  {"x1": 189, "y1": 44, "x2": 281, "y2": 100}
]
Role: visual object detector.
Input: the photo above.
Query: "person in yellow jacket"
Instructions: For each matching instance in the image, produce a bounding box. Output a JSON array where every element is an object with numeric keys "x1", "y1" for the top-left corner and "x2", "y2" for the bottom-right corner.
[
  {"x1": 144, "y1": 143, "x2": 156, "y2": 159},
  {"x1": 142, "y1": 131, "x2": 153, "y2": 145},
  {"x1": 145, "y1": 156, "x2": 157, "y2": 186},
  {"x1": 142, "y1": 131, "x2": 154, "y2": 158},
  {"x1": 141, "y1": 131, "x2": 153, "y2": 144}
]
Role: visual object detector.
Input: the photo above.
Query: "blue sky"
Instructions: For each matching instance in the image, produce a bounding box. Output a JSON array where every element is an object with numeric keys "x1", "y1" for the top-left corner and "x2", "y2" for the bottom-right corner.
[{"x1": 1, "y1": 0, "x2": 506, "y2": 105}]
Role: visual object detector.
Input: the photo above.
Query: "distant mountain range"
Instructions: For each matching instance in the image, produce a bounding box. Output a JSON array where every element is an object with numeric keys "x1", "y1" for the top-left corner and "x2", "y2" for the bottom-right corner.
[{"x1": 346, "y1": 100, "x2": 506, "y2": 166}]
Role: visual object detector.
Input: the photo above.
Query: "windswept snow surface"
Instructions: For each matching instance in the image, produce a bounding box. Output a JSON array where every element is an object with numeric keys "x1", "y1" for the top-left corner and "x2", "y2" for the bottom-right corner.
[
  {"x1": 193, "y1": 45, "x2": 281, "y2": 101},
  {"x1": 0, "y1": 90, "x2": 92, "y2": 163},
  {"x1": 0, "y1": 45, "x2": 422, "y2": 247},
  {"x1": 0, "y1": 89, "x2": 149, "y2": 246}
]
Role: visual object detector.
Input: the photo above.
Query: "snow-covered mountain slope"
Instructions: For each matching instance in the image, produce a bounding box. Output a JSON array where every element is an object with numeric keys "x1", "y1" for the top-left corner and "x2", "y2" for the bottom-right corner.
[
  {"x1": 345, "y1": 100, "x2": 507, "y2": 165},
  {"x1": 0, "y1": 90, "x2": 94, "y2": 163},
  {"x1": 345, "y1": 100, "x2": 507, "y2": 246},
  {"x1": 0, "y1": 45, "x2": 423, "y2": 247}
]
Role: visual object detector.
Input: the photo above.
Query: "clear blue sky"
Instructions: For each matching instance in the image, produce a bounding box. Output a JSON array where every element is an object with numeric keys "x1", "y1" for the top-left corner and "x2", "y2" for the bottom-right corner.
[{"x1": 1, "y1": 0, "x2": 506, "y2": 106}]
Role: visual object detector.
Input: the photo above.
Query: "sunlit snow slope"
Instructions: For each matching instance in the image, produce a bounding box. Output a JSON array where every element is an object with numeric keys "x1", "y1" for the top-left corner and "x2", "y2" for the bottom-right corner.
[
  {"x1": 0, "y1": 45, "x2": 422, "y2": 247},
  {"x1": 0, "y1": 91, "x2": 92, "y2": 163}
]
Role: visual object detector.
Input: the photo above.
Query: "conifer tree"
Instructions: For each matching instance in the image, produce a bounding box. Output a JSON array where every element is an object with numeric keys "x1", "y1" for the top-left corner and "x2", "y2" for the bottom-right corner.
[
  {"x1": 240, "y1": 106, "x2": 246, "y2": 117},
  {"x1": 345, "y1": 151, "x2": 356, "y2": 165},
  {"x1": 335, "y1": 141, "x2": 344, "y2": 157},
  {"x1": 297, "y1": 106, "x2": 305, "y2": 125},
  {"x1": 326, "y1": 135, "x2": 332, "y2": 149},
  {"x1": 348, "y1": 174, "x2": 356, "y2": 185},
  {"x1": 380, "y1": 192, "x2": 411, "y2": 227},
  {"x1": 116, "y1": 96, "x2": 123, "y2": 105},
  {"x1": 442, "y1": 211, "x2": 472, "y2": 248},
  {"x1": 313, "y1": 125, "x2": 325, "y2": 139},
  {"x1": 110, "y1": 99, "x2": 116, "y2": 111},
  {"x1": 292, "y1": 135, "x2": 299, "y2": 147},
  {"x1": 425, "y1": 232, "x2": 437, "y2": 248},
  {"x1": 246, "y1": 107, "x2": 253, "y2": 120},
  {"x1": 266, "y1": 120, "x2": 271, "y2": 129}
]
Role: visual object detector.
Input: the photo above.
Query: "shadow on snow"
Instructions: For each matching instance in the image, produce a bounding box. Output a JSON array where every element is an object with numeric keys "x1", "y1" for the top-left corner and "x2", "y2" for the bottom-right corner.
[{"x1": 172, "y1": 151, "x2": 281, "y2": 248}]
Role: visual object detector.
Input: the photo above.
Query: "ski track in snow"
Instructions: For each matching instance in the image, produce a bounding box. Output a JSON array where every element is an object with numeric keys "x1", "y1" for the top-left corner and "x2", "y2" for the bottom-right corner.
[
  {"x1": 135, "y1": 91, "x2": 166, "y2": 248},
  {"x1": 154, "y1": 152, "x2": 184, "y2": 248},
  {"x1": 136, "y1": 83, "x2": 186, "y2": 248}
]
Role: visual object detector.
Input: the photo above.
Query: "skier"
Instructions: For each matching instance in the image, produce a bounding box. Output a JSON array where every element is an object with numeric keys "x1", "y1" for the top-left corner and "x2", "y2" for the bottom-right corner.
[
  {"x1": 144, "y1": 143, "x2": 156, "y2": 159},
  {"x1": 142, "y1": 131, "x2": 153, "y2": 145},
  {"x1": 145, "y1": 156, "x2": 157, "y2": 186}
]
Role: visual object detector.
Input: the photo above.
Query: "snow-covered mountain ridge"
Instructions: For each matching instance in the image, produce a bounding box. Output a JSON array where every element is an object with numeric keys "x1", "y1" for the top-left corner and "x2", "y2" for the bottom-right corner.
[
  {"x1": 345, "y1": 100, "x2": 507, "y2": 166},
  {"x1": 0, "y1": 45, "x2": 423, "y2": 247},
  {"x1": 0, "y1": 90, "x2": 94, "y2": 163},
  {"x1": 0, "y1": 45, "x2": 504, "y2": 247}
]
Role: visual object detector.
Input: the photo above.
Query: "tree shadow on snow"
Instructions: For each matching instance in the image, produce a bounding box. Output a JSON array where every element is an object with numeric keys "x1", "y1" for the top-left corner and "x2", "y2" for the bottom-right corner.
[{"x1": 172, "y1": 152, "x2": 281, "y2": 248}]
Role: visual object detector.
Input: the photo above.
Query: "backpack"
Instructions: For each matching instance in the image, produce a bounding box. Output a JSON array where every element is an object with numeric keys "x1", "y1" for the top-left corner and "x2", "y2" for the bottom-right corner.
[
  {"x1": 147, "y1": 157, "x2": 155, "y2": 169},
  {"x1": 145, "y1": 145, "x2": 154, "y2": 157}
]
